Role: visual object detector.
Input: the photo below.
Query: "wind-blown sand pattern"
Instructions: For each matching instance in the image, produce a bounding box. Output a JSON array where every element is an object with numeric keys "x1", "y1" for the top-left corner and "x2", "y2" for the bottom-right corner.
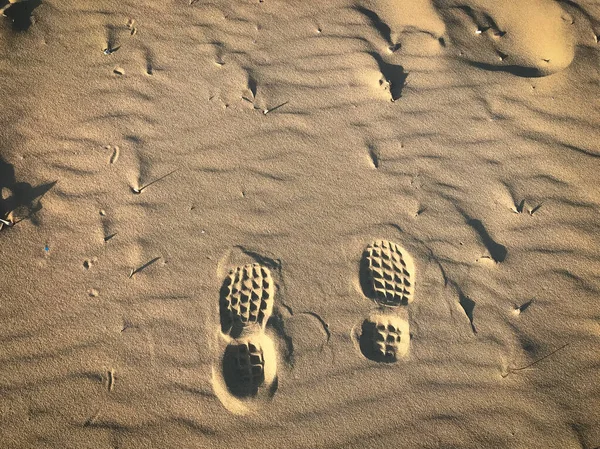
[{"x1": 1, "y1": 0, "x2": 599, "y2": 448}]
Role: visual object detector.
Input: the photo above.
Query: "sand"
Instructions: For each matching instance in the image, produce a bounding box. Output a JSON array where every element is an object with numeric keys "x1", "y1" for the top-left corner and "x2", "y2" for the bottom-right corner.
[{"x1": 1, "y1": 0, "x2": 599, "y2": 448}]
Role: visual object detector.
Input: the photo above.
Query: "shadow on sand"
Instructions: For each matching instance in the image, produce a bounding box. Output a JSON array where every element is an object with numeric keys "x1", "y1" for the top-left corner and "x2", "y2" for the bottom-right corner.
[
  {"x1": 0, "y1": 156, "x2": 55, "y2": 227},
  {"x1": 1, "y1": 0, "x2": 42, "y2": 32}
]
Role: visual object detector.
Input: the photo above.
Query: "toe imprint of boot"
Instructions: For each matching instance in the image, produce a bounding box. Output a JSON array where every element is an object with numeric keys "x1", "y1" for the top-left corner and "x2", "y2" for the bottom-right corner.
[
  {"x1": 361, "y1": 240, "x2": 414, "y2": 306},
  {"x1": 220, "y1": 263, "x2": 274, "y2": 335}
]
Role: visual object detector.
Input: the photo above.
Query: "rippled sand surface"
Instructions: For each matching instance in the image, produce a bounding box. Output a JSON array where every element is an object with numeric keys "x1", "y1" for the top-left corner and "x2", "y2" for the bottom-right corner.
[{"x1": 1, "y1": 1, "x2": 599, "y2": 448}]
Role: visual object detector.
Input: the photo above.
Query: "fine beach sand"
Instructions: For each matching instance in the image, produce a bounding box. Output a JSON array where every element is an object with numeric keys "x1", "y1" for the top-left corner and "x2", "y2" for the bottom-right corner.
[{"x1": 1, "y1": 0, "x2": 599, "y2": 448}]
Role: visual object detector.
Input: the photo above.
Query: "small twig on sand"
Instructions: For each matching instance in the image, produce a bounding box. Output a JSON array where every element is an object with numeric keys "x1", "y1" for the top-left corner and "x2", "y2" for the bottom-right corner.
[
  {"x1": 107, "y1": 369, "x2": 115, "y2": 392},
  {"x1": 104, "y1": 233, "x2": 117, "y2": 243},
  {"x1": 103, "y1": 46, "x2": 120, "y2": 55},
  {"x1": 263, "y1": 101, "x2": 288, "y2": 115},
  {"x1": 502, "y1": 343, "x2": 569, "y2": 378},
  {"x1": 512, "y1": 199, "x2": 526, "y2": 214},
  {"x1": 129, "y1": 257, "x2": 161, "y2": 278},
  {"x1": 529, "y1": 203, "x2": 543, "y2": 216},
  {"x1": 131, "y1": 169, "x2": 179, "y2": 194}
]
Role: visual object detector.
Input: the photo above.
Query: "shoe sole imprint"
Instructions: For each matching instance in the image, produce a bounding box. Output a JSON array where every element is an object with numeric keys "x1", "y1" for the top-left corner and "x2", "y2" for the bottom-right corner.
[
  {"x1": 359, "y1": 312, "x2": 410, "y2": 363},
  {"x1": 360, "y1": 239, "x2": 415, "y2": 306},
  {"x1": 220, "y1": 263, "x2": 274, "y2": 337},
  {"x1": 222, "y1": 338, "x2": 266, "y2": 398}
]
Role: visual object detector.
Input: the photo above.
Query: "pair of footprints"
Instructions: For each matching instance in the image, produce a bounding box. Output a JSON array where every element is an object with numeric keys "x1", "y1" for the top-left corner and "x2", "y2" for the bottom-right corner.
[{"x1": 218, "y1": 239, "x2": 415, "y2": 399}]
